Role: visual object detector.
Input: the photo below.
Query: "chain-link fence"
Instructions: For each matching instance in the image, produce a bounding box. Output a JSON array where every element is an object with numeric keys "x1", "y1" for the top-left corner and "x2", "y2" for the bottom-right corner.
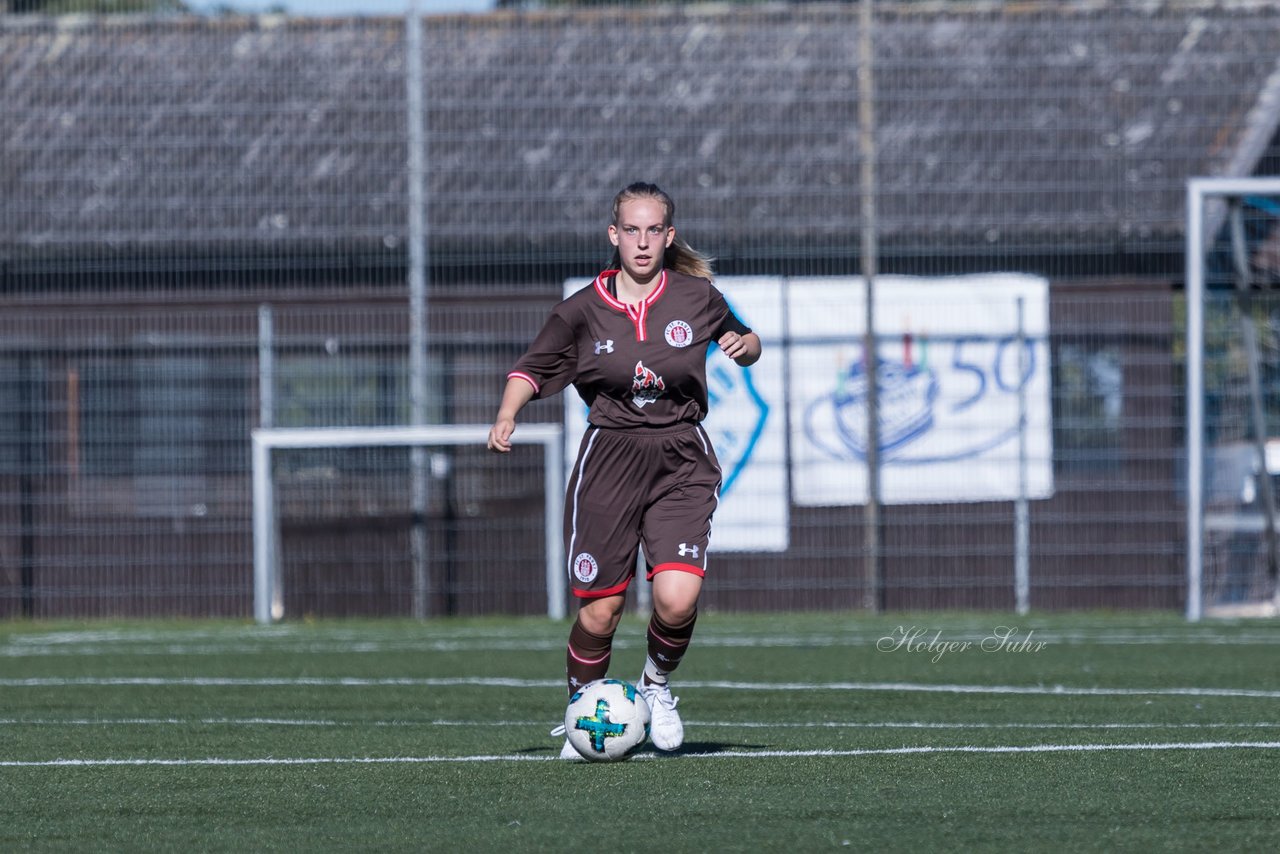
[{"x1": 4, "y1": 1, "x2": 1280, "y2": 618}]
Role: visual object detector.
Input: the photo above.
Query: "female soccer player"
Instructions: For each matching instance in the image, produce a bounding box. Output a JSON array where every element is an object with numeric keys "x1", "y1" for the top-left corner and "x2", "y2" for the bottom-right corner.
[{"x1": 488, "y1": 182, "x2": 761, "y2": 758}]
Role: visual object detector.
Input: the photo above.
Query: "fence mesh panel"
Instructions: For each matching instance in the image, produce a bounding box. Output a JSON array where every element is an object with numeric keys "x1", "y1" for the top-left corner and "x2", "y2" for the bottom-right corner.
[{"x1": 3, "y1": 1, "x2": 1279, "y2": 617}]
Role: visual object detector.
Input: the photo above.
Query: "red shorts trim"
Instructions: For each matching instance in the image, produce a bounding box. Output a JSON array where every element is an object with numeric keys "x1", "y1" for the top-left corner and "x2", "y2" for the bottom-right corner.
[
  {"x1": 572, "y1": 578, "x2": 632, "y2": 599},
  {"x1": 647, "y1": 562, "x2": 706, "y2": 581}
]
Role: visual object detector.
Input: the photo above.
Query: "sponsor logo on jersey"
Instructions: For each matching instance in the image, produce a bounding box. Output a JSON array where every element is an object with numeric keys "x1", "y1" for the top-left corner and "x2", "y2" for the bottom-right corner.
[
  {"x1": 594, "y1": 339, "x2": 614, "y2": 355},
  {"x1": 631, "y1": 360, "x2": 666, "y2": 408},
  {"x1": 664, "y1": 320, "x2": 694, "y2": 348},
  {"x1": 573, "y1": 552, "x2": 599, "y2": 583}
]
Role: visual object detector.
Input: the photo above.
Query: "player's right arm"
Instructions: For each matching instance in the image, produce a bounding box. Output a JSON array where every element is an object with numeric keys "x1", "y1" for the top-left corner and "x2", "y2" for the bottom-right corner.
[
  {"x1": 489, "y1": 311, "x2": 577, "y2": 453},
  {"x1": 487, "y1": 376, "x2": 538, "y2": 453}
]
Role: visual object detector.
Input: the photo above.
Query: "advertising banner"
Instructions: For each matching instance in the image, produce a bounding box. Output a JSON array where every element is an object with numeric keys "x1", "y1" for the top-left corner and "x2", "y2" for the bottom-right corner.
[{"x1": 788, "y1": 274, "x2": 1053, "y2": 505}]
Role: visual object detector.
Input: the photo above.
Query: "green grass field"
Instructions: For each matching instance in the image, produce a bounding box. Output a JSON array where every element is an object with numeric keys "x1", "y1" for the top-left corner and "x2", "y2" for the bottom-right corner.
[{"x1": 2, "y1": 611, "x2": 1279, "y2": 852}]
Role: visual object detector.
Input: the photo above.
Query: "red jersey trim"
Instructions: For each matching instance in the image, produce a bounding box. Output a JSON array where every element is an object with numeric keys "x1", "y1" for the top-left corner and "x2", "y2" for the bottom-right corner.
[
  {"x1": 592, "y1": 270, "x2": 627, "y2": 311},
  {"x1": 592, "y1": 269, "x2": 668, "y2": 343},
  {"x1": 572, "y1": 578, "x2": 632, "y2": 599},
  {"x1": 629, "y1": 299, "x2": 649, "y2": 342},
  {"x1": 507, "y1": 371, "x2": 540, "y2": 394},
  {"x1": 647, "y1": 562, "x2": 706, "y2": 580}
]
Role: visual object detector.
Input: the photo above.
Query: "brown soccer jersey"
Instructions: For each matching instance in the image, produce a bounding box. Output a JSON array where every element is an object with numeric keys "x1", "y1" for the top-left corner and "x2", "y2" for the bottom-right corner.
[{"x1": 508, "y1": 269, "x2": 749, "y2": 429}]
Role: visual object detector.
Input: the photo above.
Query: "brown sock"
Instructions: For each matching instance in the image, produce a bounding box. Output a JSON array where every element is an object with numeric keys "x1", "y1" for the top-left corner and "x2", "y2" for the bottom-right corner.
[
  {"x1": 642, "y1": 610, "x2": 697, "y2": 685},
  {"x1": 565, "y1": 618, "x2": 614, "y2": 696}
]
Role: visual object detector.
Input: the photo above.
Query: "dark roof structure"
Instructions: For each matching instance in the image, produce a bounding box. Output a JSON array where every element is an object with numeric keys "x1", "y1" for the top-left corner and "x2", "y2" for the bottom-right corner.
[{"x1": 3, "y1": 2, "x2": 1280, "y2": 272}]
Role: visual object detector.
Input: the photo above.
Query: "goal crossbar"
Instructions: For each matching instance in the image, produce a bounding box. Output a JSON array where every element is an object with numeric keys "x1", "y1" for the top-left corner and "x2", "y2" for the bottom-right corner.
[{"x1": 251, "y1": 423, "x2": 565, "y2": 624}]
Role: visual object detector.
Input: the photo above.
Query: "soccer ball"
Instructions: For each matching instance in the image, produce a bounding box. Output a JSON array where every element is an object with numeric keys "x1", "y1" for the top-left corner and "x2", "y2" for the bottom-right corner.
[{"x1": 564, "y1": 678, "x2": 651, "y2": 762}]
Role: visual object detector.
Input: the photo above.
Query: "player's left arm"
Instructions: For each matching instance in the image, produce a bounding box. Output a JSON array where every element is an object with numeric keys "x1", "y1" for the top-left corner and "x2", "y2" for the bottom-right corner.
[
  {"x1": 711, "y1": 289, "x2": 762, "y2": 366},
  {"x1": 718, "y1": 329, "x2": 761, "y2": 366}
]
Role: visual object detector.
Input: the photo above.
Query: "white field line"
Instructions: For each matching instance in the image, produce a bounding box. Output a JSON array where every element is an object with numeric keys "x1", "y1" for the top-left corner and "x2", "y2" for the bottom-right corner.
[
  {"x1": 9, "y1": 630, "x2": 1280, "y2": 657},
  {"x1": 5, "y1": 741, "x2": 1280, "y2": 767},
  {"x1": 7, "y1": 624, "x2": 1280, "y2": 665},
  {"x1": 4, "y1": 717, "x2": 1280, "y2": 731},
  {"x1": 6, "y1": 675, "x2": 1280, "y2": 699},
  {"x1": 0, "y1": 640, "x2": 574, "y2": 658},
  {"x1": 0, "y1": 676, "x2": 559, "y2": 688}
]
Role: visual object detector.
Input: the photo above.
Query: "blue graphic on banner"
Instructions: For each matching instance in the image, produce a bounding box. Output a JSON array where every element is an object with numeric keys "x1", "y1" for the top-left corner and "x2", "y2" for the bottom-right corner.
[
  {"x1": 804, "y1": 333, "x2": 1037, "y2": 466},
  {"x1": 706, "y1": 350, "x2": 768, "y2": 495},
  {"x1": 804, "y1": 354, "x2": 938, "y2": 462}
]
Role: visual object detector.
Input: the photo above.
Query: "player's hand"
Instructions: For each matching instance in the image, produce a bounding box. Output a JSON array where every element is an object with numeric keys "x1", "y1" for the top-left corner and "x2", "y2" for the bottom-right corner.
[
  {"x1": 718, "y1": 331, "x2": 748, "y2": 361},
  {"x1": 488, "y1": 417, "x2": 516, "y2": 453},
  {"x1": 718, "y1": 330, "x2": 762, "y2": 366}
]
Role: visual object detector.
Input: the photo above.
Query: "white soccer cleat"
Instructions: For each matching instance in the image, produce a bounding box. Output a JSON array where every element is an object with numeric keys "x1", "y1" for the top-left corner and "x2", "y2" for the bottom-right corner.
[
  {"x1": 550, "y1": 723, "x2": 583, "y2": 761},
  {"x1": 638, "y1": 678, "x2": 683, "y2": 751}
]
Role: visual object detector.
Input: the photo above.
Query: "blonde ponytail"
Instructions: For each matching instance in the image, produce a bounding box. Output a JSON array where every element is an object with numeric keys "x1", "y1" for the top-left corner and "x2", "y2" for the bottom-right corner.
[{"x1": 665, "y1": 235, "x2": 714, "y2": 281}]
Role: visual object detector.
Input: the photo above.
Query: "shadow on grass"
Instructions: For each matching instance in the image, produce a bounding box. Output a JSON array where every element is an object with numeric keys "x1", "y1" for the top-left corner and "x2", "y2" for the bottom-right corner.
[
  {"x1": 515, "y1": 740, "x2": 767, "y2": 758},
  {"x1": 514, "y1": 744, "x2": 561, "y2": 756}
]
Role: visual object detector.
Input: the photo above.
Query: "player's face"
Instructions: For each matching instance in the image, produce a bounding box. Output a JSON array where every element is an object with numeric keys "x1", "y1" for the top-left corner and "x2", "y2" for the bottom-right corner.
[{"x1": 609, "y1": 198, "x2": 675, "y2": 283}]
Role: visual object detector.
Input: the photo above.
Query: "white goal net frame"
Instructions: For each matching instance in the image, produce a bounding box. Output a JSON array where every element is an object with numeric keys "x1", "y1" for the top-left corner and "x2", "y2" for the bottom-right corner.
[
  {"x1": 1186, "y1": 177, "x2": 1280, "y2": 621},
  {"x1": 250, "y1": 423, "x2": 565, "y2": 624}
]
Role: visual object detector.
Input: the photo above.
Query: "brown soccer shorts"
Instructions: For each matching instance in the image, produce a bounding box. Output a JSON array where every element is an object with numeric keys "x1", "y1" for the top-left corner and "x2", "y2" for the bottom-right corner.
[{"x1": 563, "y1": 424, "x2": 722, "y2": 599}]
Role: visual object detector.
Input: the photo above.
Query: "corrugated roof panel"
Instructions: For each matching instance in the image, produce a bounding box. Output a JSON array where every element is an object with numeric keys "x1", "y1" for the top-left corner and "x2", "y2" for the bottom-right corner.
[{"x1": 1, "y1": 3, "x2": 1279, "y2": 261}]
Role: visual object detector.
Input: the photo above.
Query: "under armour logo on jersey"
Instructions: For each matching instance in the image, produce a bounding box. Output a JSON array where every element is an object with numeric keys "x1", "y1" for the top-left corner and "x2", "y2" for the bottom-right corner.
[
  {"x1": 594, "y1": 339, "x2": 614, "y2": 355},
  {"x1": 678, "y1": 543, "x2": 699, "y2": 559}
]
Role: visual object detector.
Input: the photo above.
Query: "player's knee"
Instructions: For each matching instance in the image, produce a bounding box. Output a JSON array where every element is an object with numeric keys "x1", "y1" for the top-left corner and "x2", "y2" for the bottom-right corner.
[
  {"x1": 654, "y1": 603, "x2": 695, "y2": 627},
  {"x1": 576, "y1": 595, "x2": 625, "y2": 636},
  {"x1": 651, "y1": 571, "x2": 701, "y2": 625},
  {"x1": 650, "y1": 591, "x2": 697, "y2": 627}
]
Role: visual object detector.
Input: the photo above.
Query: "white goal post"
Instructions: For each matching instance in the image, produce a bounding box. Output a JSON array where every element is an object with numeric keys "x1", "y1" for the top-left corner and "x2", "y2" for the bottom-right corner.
[
  {"x1": 1185, "y1": 177, "x2": 1280, "y2": 621},
  {"x1": 251, "y1": 423, "x2": 565, "y2": 624}
]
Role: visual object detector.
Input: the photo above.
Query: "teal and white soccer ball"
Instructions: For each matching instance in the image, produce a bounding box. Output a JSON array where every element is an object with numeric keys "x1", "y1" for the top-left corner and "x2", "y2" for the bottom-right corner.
[{"x1": 564, "y1": 678, "x2": 651, "y2": 762}]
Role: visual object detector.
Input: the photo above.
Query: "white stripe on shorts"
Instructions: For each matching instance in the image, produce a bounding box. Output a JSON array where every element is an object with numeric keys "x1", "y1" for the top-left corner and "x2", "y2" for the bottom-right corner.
[{"x1": 566, "y1": 427, "x2": 601, "y2": 578}]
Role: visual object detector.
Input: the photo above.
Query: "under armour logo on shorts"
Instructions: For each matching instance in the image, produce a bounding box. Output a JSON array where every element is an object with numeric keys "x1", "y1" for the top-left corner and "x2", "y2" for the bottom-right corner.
[{"x1": 678, "y1": 543, "x2": 699, "y2": 559}]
